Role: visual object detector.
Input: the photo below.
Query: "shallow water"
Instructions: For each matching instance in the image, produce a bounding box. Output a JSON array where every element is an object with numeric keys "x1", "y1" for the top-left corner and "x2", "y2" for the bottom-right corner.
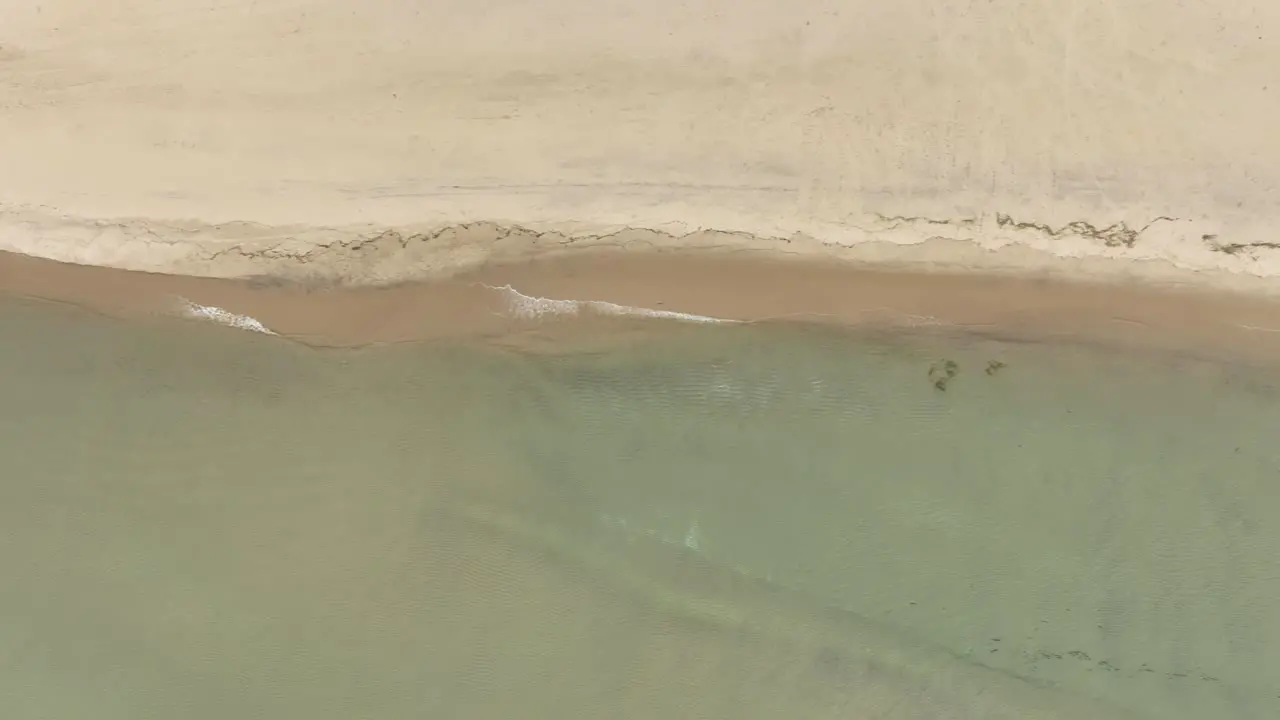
[{"x1": 2, "y1": 297, "x2": 1279, "y2": 719}]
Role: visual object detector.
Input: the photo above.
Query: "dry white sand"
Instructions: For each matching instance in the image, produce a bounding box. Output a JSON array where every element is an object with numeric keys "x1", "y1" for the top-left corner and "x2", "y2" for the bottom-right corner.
[{"x1": 2, "y1": 0, "x2": 1280, "y2": 292}]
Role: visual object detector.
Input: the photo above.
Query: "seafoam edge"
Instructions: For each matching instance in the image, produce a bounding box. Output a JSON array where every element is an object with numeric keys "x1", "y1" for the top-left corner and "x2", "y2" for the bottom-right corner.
[
  {"x1": 484, "y1": 284, "x2": 736, "y2": 324},
  {"x1": 175, "y1": 298, "x2": 277, "y2": 335}
]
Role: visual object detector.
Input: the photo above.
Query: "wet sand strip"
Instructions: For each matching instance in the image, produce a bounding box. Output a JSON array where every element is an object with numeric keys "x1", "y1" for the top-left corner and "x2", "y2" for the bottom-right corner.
[{"x1": 6, "y1": 248, "x2": 1280, "y2": 365}]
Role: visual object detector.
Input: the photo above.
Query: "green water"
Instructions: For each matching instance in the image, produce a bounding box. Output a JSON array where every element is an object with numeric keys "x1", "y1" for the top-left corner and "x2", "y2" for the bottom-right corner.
[{"x1": 2, "y1": 297, "x2": 1278, "y2": 719}]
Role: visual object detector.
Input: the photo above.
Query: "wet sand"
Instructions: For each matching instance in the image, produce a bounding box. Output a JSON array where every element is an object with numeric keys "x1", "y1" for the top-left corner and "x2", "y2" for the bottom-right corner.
[{"x1": 6, "y1": 246, "x2": 1280, "y2": 362}]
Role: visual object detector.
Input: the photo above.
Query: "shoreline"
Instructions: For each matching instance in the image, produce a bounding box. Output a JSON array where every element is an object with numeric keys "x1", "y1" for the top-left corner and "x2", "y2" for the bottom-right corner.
[{"x1": 7, "y1": 247, "x2": 1280, "y2": 365}]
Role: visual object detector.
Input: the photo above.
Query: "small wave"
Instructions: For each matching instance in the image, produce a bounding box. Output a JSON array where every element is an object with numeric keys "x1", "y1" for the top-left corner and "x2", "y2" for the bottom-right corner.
[
  {"x1": 485, "y1": 284, "x2": 734, "y2": 324},
  {"x1": 175, "y1": 298, "x2": 276, "y2": 335}
]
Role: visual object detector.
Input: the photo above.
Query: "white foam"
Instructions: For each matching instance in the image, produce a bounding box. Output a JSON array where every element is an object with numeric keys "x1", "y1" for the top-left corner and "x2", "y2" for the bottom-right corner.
[
  {"x1": 485, "y1": 284, "x2": 734, "y2": 324},
  {"x1": 175, "y1": 298, "x2": 276, "y2": 335}
]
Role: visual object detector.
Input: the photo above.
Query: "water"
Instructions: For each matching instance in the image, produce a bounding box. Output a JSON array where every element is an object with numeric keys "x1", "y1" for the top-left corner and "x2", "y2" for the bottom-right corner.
[{"x1": 1, "y1": 296, "x2": 1278, "y2": 718}]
